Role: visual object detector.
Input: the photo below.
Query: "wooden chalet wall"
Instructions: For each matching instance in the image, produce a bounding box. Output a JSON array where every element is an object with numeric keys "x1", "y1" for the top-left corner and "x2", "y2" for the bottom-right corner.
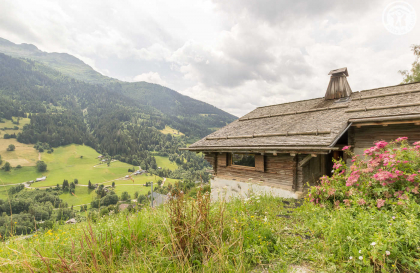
[
  {"x1": 203, "y1": 153, "x2": 296, "y2": 191},
  {"x1": 204, "y1": 152, "x2": 326, "y2": 193},
  {"x1": 296, "y1": 155, "x2": 323, "y2": 192},
  {"x1": 349, "y1": 124, "x2": 420, "y2": 156}
]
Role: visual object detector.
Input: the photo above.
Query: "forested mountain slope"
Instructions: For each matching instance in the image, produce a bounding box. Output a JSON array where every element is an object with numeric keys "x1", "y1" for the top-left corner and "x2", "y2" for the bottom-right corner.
[
  {"x1": 0, "y1": 53, "x2": 206, "y2": 175},
  {"x1": 0, "y1": 37, "x2": 236, "y2": 133}
]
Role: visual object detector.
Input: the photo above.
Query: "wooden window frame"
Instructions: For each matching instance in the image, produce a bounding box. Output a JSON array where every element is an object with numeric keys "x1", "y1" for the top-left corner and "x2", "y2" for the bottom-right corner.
[{"x1": 226, "y1": 153, "x2": 265, "y2": 172}]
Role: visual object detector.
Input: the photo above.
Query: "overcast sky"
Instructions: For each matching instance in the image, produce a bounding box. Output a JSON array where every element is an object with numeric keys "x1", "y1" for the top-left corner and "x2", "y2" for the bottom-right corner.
[{"x1": 0, "y1": 0, "x2": 419, "y2": 117}]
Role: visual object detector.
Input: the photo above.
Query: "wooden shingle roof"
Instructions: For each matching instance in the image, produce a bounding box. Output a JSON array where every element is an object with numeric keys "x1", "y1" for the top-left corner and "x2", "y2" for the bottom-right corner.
[{"x1": 186, "y1": 82, "x2": 420, "y2": 151}]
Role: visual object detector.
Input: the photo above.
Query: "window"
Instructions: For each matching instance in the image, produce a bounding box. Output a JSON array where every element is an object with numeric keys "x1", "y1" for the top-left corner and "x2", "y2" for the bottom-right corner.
[{"x1": 231, "y1": 153, "x2": 255, "y2": 167}]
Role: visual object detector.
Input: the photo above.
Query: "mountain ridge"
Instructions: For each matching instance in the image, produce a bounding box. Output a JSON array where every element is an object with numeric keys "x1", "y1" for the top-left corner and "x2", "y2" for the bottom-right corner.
[{"x1": 0, "y1": 37, "x2": 236, "y2": 122}]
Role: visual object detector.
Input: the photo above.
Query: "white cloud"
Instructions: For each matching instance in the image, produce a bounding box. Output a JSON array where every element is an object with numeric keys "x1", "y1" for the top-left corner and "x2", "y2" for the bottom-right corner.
[
  {"x1": 132, "y1": 72, "x2": 167, "y2": 86},
  {"x1": 0, "y1": 0, "x2": 419, "y2": 117}
]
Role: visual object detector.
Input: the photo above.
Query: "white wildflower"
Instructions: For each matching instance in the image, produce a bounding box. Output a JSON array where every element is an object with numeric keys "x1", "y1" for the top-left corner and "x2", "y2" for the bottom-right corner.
[
  {"x1": 349, "y1": 256, "x2": 353, "y2": 260},
  {"x1": 359, "y1": 256, "x2": 363, "y2": 260},
  {"x1": 359, "y1": 250, "x2": 362, "y2": 254},
  {"x1": 371, "y1": 242, "x2": 376, "y2": 246},
  {"x1": 386, "y1": 251, "x2": 390, "y2": 256}
]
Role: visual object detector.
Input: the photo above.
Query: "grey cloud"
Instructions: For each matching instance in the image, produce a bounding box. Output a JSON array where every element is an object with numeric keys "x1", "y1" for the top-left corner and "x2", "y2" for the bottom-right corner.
[{"x1": 212, "y1": 0, "x2": 383, "y2": 25}]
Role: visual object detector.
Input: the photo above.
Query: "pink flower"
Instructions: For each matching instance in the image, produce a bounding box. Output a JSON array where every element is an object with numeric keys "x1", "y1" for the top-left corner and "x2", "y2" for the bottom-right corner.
[
  {"x1": 407, "y1": 174, "x2": 417, "y2": 182},
  {"x1": 414, "y1": 141, "x2": 420, "y2": 145},
  {"x1": 328, "y1": 188, "x2": 336, "y2": 196},
  {"x1": 373, "y1": 171, "x2": 396, "y2": 181},
  {"x1": 375, "y1": 141, "x2": 388, "y2": 149},
  {"x1": 395, "y1": 137, "x2": 408, "y2": 142},
  {"x1": 334, "y1": 200, "x2": 340, "y2": 208},
  {"x1": 376, "y1": 199, "x2": 385, "y2": 208},
  {"x1": 357, "y1": 199, "x2": 366, "y2": 205},
  {"x1": 342, "y1": 146, "x2": 351, "y2": 151},
  {"x1": 397, "y1": 201, "x2": 404, "y2": 206},
  {"x1": 343, "y1": 199, "x2": 351, "y2": 206},
  {"x1": 395, "y1": 170, "x2": 403, "y2": 176},
  {"x1": 362, "y1": 167, "x2": 374, "y2": 173},
  {"x1": 346, "y1": 171, "x2": 360, "y2": 186}
]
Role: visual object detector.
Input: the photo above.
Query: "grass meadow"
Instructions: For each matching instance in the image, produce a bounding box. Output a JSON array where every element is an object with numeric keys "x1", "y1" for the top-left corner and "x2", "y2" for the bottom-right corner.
[
  {"x1": 159, "y1": 125, "x2": 184, "y2": 137},
  {"x1": 0, "y1": 144, "x2": 134, "y2": 186},
  {"x1": 0, "y1": 185, "x2": 12, "y2": 200},
  {"x1": 1, "y1": 191, "x2": 419, "y2": 272},
  {"x1": 154, "y1": 155, "x2": 178, "y2": 170},
  {"x1": 0, "y1": 117, "x2": 38, "y2": 167}
]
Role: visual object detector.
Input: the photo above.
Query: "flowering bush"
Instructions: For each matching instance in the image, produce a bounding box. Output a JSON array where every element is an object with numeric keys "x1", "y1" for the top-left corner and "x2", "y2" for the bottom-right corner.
[{"x1": 309, "y1": 138, "x2": 420, "y2": 208}]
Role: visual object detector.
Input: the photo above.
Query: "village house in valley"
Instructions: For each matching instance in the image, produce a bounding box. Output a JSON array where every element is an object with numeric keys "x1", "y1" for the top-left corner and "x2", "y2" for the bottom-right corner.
[{"x1": 183, "y1": 68, "x2": 420, "y2": 199}]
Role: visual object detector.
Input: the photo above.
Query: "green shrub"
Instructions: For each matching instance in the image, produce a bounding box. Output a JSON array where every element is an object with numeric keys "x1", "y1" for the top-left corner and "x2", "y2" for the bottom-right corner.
[
  {"x1": 307, "y1": 137, "x2": 420, "y2": 271},
  {"x1": 309, "y1": 138, "x2": 420, "y2": 208}
]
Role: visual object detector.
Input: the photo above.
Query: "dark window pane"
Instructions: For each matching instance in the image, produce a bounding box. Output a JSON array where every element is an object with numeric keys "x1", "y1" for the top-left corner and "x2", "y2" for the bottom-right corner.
[{"x1": 232, "y1": 153, "x2": 255, "y2": 167}]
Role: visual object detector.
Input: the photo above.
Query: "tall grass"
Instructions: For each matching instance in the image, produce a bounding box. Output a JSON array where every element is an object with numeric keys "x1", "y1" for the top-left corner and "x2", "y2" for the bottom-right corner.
[{"x1": 1, "y1": 189, "x2": 419, "y2": 272}]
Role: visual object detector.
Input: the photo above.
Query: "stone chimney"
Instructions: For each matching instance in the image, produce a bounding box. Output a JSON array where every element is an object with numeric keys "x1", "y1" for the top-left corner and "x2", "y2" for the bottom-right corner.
[{"x1": 325, "y1": 67, "x2": 352, "y2": 100}]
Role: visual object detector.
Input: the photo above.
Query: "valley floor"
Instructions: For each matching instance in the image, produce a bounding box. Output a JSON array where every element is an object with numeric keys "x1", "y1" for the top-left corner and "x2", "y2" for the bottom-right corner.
[{"x1": 0, "y1": 143, "x2": 178, "y2": 207}]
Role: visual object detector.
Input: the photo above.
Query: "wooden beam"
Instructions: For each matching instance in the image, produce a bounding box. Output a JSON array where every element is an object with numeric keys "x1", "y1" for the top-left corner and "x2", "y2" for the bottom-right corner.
[
  {"x1": 311, "y1": 154, "x2": 317, "y2": 157},
  {"x1": 354, "y1": 120, "x2": 420, "y2": 127},
  {"x1": 298, "y1": 154, "x2": 312, "y2": 167}
]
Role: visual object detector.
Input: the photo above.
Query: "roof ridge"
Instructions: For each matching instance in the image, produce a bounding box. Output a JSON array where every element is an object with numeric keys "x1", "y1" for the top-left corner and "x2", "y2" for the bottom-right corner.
[{"x1": 255, "y1": 81, "x2": 420, "y2": 110}]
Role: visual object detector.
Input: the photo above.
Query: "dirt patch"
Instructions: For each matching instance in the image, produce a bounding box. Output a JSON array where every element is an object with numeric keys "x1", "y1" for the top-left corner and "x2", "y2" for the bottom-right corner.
[{"x1": 7, "y1": 159, "x2": 30, "y2": 166}]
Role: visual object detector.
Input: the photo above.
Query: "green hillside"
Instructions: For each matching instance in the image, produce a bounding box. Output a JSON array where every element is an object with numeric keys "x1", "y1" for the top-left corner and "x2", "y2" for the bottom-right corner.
[
  {"x1": 0, "y1": 144, "x2": 131, "y2": 186},
  {"x1": 0, "y1": 37, "x2": 237, "y2": 132},
  {"x1": 0, "y1": 37, "x2": 118, "y2": 85}
]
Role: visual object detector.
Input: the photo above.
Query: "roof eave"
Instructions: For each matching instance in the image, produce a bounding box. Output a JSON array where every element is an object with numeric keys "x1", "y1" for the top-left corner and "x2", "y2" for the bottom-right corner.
[{"x1": 180, "y1": 146, "x2": 338, "y2": 154}]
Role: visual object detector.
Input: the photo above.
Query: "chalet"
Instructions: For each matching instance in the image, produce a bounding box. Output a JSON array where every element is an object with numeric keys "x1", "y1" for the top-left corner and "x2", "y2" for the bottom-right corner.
[
  {"x1": 65, "y1": 218, "x2": 77, "y2": 224},
  {"x1": 35, "y1": 176, "x2": 47, "y2": 182},
  {"x1": 183, "y1": 68, "x2": 420, "y2": 199}
]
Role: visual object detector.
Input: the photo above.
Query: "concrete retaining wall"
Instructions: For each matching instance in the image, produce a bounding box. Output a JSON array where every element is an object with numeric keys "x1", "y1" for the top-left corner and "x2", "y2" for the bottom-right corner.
[{"x1": 210, "y1": 177, "x2": 304, "y2": 201}]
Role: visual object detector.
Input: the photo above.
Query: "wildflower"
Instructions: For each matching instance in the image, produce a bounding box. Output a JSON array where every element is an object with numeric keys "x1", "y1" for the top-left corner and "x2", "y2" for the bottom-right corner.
[
  {"x1": 328, "y1": 188, "x2": 336, "y2": 196},
  {"x1": 407, "y1": 174, "x2": 417, "y2": 182},
  {"x1": 359, "y1": 256, "x2": 363, "y2": 260},
  {"x1": 343, "y1": 199, "x2": 351, "y2": 206},
  {"x1": 342, "y1": 146, "x2": 351, "y2": 151},
  {"x1": 375, "y1": 141, "x2": 388, "y2": 149},
  {"x1": 346, "y1": 171, "x2": 360, "y2": 186},
  {"x1": 349, "y1": 256, "x2": 353, "y2": 260},
  {"x1": 392, "y1": 216, "x2": 395, "y2": 219},
  {"x1": 386, "y1": 251, "x2": 390, "y2": 256},
  {"x1": 395, "y1": 137, "x2": 408, "y2": 142},
  {"x1": 357, "y1": 199, "x2": 366, "y2": 205},
  {"x1": 371, "y1": 242, "x2": 376, "y2": 246},
  {"x1": 359, "y1": 250, "x2": 362, "y2": 254},
  {"x1": 376, "y1": 199, "x2": 385, "y2": 208}
]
